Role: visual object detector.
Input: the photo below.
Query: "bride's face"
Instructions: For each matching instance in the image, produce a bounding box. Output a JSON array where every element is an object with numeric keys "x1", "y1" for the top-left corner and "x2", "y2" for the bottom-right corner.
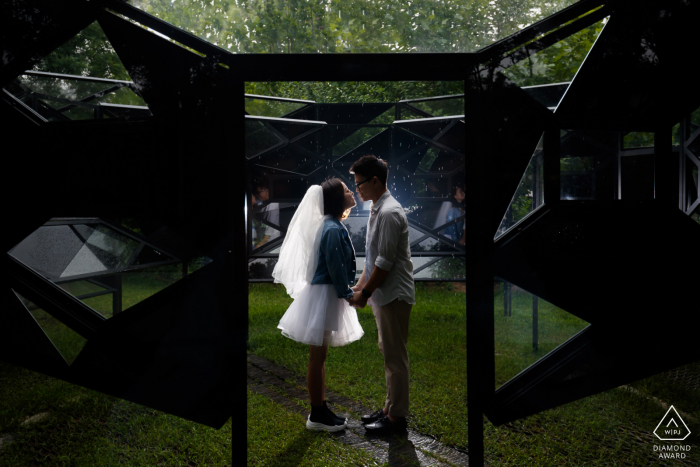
[{"x1": 342, "y1": 182, "x2": 357, "y2": 210}]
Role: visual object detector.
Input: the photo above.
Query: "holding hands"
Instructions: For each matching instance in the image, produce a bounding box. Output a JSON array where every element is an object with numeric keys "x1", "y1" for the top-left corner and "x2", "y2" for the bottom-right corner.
[{"x1": 346, "y1": 285, "x2": 368, "y2": 309}]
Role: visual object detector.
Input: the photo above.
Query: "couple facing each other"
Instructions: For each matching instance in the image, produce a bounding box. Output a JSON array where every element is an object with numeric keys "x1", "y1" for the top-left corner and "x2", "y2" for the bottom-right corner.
[{"x1": 272, "y1": 154, "x2": 415, "y2": 435}]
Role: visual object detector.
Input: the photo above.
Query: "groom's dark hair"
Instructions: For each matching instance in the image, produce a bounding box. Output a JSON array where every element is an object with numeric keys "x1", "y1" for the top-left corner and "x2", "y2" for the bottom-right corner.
[
  {"x1": 349, "y1": 154, "x2": 388, "y2": 186},
  {"x1": 322, "y1": 178, "x2": 351, "y2": 220}
]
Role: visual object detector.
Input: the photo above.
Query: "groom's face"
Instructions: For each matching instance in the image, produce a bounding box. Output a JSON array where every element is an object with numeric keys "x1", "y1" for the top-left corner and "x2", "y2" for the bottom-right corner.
[{"x1": 354, "y1": 174, "x2": 373, "y2": 202}]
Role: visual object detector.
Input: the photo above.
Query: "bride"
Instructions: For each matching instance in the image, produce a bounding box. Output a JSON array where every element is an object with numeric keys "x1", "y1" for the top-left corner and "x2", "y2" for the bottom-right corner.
[{"x1": 272, "y1": 178, "x2": 364, "y2": 432}]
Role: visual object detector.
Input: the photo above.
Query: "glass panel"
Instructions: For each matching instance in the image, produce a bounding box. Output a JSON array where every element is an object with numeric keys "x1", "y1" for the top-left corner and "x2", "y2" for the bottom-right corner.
[
  {"x1": 355, "y1": 256, "x2": 365, "y2": 280},
  {"x1": 252, "y1": 220, "x2": 282, "y2": 251},
  {"x1": 494, "y1": 280, "x2": 589, "y2": 389},
  {"x1": 691, "y1": 205, "x2": 700, "y2": 225},
  {"x1": 411, "y1": 237, "x2": 458, "y2": 252},
  {"x1": 57, "y1": 280, "x2": 107, "y2": 297},
  {"x1": 502, "y1": 15, "x2": 607, "y2": 89},
  {"x1": 120, "y1": 218, "x2": 144, "y2": 236},
  {"x1": 128, "y1": 0, "x2": 577, "y2": 53},
  {"x1": 416, "y1": 146, "x2": 441, "y2": 173},
  {"x1": 332, "y1": 126, "x2": 387, "y2": 157},
  {"x1": 9, "y1": 224, "x2": 96, "y2": 278},
  {"x1": 496, "y1": 136, "x2": 544, "y2": 239},
  {"x1": 407, "y1": 225, "x2": 425, "y2": 245},
  {"x1": 620, "y1": 154, "x2": 655, "y2": 200},
  {"x1": 414, "y1": 257, "x2": 464, "y2": 279},
  {"x1": 409, "y1": 97, "x2": 464, "y2": 117},
  {"x1": 623, "y1": 132, "x2": 654, "y2": 149},
  {"x1": 15, "y1": 292, "x2": 88, "y2": 365},
  {"x1": 61, "y1": 224, "x2": 140, "y2": 278},
  {"x1": 245, "y1": 97, "x2": 307, "y2": 118},
  {"x1": 690, "y1": 106, "x2": 700, "y2": 130},
  {"x1": 560, "y1": 130, "x2": 617, "y2": 200},
  {"x1": 120, "y1": 264, "x2": 185, "y2": 311},
  {"x1": 687, "y1": 157, "x2": 699, "y2": 208},
  {"x1": 132, "y1": 244, "x2": 176, "y2": 265},
  {"x1": 245, "y1": 119, "x2": 285, "y2": 159},
  {"x1": 342, "y1": 216, "x2": 368, "y2": 254},
  {"x1": 248, "y1": 258, "x2": 278, "y2": 280},
  {"x1": 407, "y1": 200, "x2": 453, "y2": 230},
  {"x1": 188, "y1": 255, "x2": 213, "y2": 275}
]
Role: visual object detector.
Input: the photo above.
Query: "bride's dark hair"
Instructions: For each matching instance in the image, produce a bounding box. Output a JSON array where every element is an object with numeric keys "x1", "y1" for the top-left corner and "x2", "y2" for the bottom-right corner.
[{"x1": 321, "y1": 178, "x2": 352, "y2": 220}]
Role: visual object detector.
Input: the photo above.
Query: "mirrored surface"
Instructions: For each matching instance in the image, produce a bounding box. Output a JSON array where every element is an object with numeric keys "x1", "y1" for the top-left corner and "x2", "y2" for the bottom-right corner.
[
  {"x1": 496, "y1": 135, "x2": 544, "y2": 239},
  {"x1": 413, "y1": 257, "x2": 464, "y2": 280},
  {"x1": 15, "y1": 291, "x2": 88, "y2": 365},
  {"x1": 494, "y1": 280, "x2": 589, "y2": 389}
]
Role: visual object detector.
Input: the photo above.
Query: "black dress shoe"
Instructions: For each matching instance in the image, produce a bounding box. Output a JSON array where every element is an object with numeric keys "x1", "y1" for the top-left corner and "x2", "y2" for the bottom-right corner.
[
  {"x1": 364, "y1": 415, "x2": 407, "y2": 435},
  {"x1": 361, "y1": 408, "x2": 386, "y2": 424}
]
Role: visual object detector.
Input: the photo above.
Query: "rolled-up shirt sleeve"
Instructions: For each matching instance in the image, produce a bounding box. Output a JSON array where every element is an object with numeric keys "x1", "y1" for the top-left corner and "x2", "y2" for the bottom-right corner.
[
  {"x1": 375, "y1": 210, "x2": 402, "y2": 272},
  {"x1": 321, "y1": 227, "x2": 354, "y2": 299}
]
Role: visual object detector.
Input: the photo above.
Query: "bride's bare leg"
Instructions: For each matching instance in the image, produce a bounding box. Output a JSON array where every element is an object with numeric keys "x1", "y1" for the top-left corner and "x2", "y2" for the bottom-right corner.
[{"x1": 308, "y1": 343, "x2": 328, "y2": 406}]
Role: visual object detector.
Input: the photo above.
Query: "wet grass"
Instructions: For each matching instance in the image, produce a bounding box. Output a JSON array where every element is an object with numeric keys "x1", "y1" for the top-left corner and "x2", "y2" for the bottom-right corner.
[
  {"x1": 0, "y1": 360, "x2": 231, "y2": 466},
  {"x1": 248, "y1": 282, "x2": 700, "y2": 466}
]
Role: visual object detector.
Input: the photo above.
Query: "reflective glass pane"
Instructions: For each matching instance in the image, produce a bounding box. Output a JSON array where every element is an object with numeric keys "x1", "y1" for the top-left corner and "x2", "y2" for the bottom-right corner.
[
  {"x1": 560, "y1": 130, "x2": 617, "y2": 200},
  {"x1": 620, "y1": 155, "x2": 655, "y2": 200},
  {"x1": 342, "y1": 216, "x2": 368, "y2": 254},
  {"x1": 132, "y1": 244, "x2": 176, "y2": 265},
  {"x1": 248, "y1": 258, "x2": 278, "y2": 279},
  {"x1": 414, "y1": 257, "x2": 464, "y2": 279},
  {"x1": 496, "y1": 135, "x2": 544, "y2": 239},
  {"x1": 502, "y1": 15, "x2": 607, "y2": 90},
  {"x1": 407, "y1": 225, "x2": 425, "y2": 245},
  {"x1": 687, "y1": 157, "x2": 699, "y2": 208},
  {"x1": 9, "y1": 224, "x2": 96, "y2": 278},
  {"x1": 411, "y1": 237, "x2": 458, "y2": 252},
  {"x1": 494, "y1": 280, "x2": 589, "y2": 389},
  {"x1": 623, "y1": 132, "x2": 654, "y2": 149},
  {"x1": 61, "y1": 224, "x2": 140, "y2": 278},
  {"x1": 57, "y1": 280, "x2": 107, "y2": 297},
  {"x1": 691, "y1": 205, "x2": 700, "y2": 225},
  {"x1": 16, "y1": 292, "x2": 88, "y2": 365},
  {"x1": 128, "y1": 0, "x2": 577, "y2": 53},
  {"x1": 409, "y1": 97, "x2": 464, "y2": 117},
  {"x1": 332, "y1": 126, "x2": 387, "y2": 157},
  {"x1": 188, "y1": 255, "x2": 214, "y2": 274},
  {"x1": 245, "y1": 97, "x2": 308, "y2": 118},
  {"x1": 120, "y1": 264, "x2": 186, "y2": 311},
  {"x1": 355, "y1": 256, "x2": 365, "y2": 280},
  {"x1": 245, "y1": 119, "x2": 285, "y2": 159},
  {"x1": 252, "y1": 220, "x2": 282, "y2": 251}
]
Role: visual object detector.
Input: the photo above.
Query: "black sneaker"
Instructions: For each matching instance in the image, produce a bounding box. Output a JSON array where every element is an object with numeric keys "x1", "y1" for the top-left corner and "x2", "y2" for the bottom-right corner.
[
  {"x1": 306, "y1": 407, "x2": 346, "y2": 432},
  {"x1": 323, "y1": 401, "x2": 348, "y2": 425}
]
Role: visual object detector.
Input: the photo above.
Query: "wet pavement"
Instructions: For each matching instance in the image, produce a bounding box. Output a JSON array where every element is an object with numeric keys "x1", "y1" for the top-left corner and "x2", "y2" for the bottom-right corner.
[{"x1": 248, "y1": 353, "x2": 474, "y2": 467}]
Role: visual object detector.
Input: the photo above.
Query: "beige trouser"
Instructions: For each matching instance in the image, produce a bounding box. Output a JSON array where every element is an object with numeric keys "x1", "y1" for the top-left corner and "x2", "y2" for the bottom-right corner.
[{"x1": 372, "y1": 298, "x2": 412, "y2": 418}]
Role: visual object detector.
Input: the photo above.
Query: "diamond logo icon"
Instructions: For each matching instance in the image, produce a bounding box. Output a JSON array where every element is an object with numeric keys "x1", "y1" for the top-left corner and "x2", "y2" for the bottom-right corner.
[{"x1": 654, "y1": 405, "x2": 691, "y2": 441}]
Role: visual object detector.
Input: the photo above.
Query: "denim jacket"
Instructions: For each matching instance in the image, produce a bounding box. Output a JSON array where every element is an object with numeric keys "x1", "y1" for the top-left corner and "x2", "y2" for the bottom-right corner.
[{"x1": 311, "y1": 216, "x2": 356, "y2": 299}]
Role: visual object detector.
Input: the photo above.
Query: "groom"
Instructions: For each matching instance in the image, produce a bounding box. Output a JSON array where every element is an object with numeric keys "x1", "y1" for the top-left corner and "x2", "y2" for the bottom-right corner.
[{"x1": 348, "y1": 155, "x2": 415, "y2": 434}]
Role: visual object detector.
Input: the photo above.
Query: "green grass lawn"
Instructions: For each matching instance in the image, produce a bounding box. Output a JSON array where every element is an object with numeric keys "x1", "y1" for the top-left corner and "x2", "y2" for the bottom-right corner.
[
  {"x1": 248, "y1": 282, "x2": 700, "y2": 466},
  {"x1": 0, "y1": 361, "x2": 231, "y2": 466}
]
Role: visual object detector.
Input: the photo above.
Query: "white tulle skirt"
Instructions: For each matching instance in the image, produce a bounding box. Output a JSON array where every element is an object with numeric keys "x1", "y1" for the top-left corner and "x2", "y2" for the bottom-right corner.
[{"x1": 278, "y1": 283, "x2": 364, "y2": 347}]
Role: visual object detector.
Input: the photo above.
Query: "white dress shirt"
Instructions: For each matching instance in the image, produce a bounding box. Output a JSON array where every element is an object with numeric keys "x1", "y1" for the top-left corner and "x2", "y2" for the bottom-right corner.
[{"x1": 364, "y1": 190, "x2": 416, "y2": 307}]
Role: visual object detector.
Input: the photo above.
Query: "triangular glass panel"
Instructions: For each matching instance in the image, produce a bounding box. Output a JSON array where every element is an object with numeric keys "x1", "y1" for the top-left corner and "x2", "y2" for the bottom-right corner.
[
  {"x1": 623, "y1": 132, "x2": 654, "y2": 149},
  {"x1": 407, "y1": 225, "x2": 426, "y2": 245},
  {"x1": 409, "y1": 97, "x2": 464, "y2": 118},
  {"x1": 397, "y1": 104, "x2": 431, "y2": 121},
  {"x1": 245, "y1": 96, "x2": 308, "y2": 118},
  {"x1": 691, "y1": 205, "x2": 700, "y2": 225},
  {"x1": 11, "y1": 21, "x2": 150, "y2": 121},
  {"x1": 120, "y1": 218, "x2": 144, "y2": 236},
  {"x1": 367, "y1": 106, "x2": 396, "y2": 125},
  {"x1": 688, "y1": 156, "x2": 699, "y2": 209},
  {"x1": 61, "y1": 224, "x2": 140, "y2": 278},
  {"x1": 494, "y1": 279, "x2": 590, "y2": 389},
  {"x1": 15, "y1": 291, "x2": 88, "y2": 365},
  {"x1": 495, "y1": 134, "x2": 544, "y2": 240},
  {"x1": 413, "y1": 257, "x2": 464, "y2": 280},
  {"x1": 245, "y1": 118, "x2": 285, "y2": 159},
  {"x1": 501, "y1": 15, "x2": 608, "y2": 108}
]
